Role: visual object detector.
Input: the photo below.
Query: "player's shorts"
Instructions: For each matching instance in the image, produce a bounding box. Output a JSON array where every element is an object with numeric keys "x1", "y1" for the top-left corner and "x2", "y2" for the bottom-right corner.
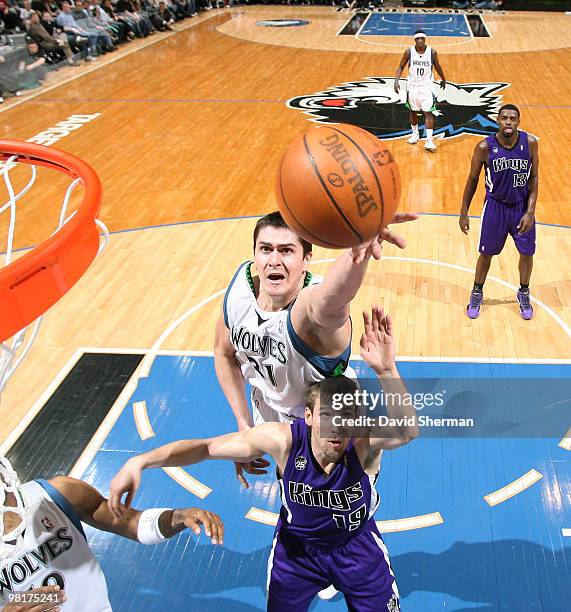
[
  {"x1": 479, "y1": 198, "x2": 536, "y2": 256},
  {"x1": 267, "y1": 519, "x2": 400, "y2": 612},
  {"x1": 406, "y1": 83, "x2": 436, "y2": 113},
  {"x1": 251, "y1": 387, "x2": 297, "y2": 426}
]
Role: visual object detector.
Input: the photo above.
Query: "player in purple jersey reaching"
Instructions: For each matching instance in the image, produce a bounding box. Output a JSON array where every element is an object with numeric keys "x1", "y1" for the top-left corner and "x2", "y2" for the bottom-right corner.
[
  {"x1": 108, "y1": 306, "x2": 418, "y2": 611},
  {"x1": 459, "y1": 104, "x2": 539, "y2": 319}
]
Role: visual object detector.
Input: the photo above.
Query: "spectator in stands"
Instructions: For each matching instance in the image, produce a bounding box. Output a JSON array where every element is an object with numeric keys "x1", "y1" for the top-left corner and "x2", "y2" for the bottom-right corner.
[
  {"x1": 452, "y1": 0, "x2": 470, "y2": 7},
  {"x1": 57, "y1": 2, "x2": 101, "y2": 57},
  {"x1": 100, "y1": 0, "x2": 136, "y2": 39},
  {"x1": 91, "y1": 0, "x2": 127, "y2": 42},
  {"x1": 0, "y1": 54, "x2": 23, "y2": 103},
  {"x1": 42, "y1": 8, "x2": 90, "y2": 58},
  {"x1": 28, "y1": 10, "x2": 77, "y2": 65},
  {"x1": 156, "y1": 1, "x2": 174, "y2": 29},
  {"x1": 72, "y1": 0, "x2": 117, "y2": 50},
  {"x1": 19, "y1": 0, "x2": 34, "y2": 23},
  {"x1": 19, "y1": 37, "x2": 49, "y2": 86},
  {"x1": 2, "y1": 1, "x2": 23, "y2": 32},
  {"x1": 116, "y1": 0, "x2": 154, "y2": 37},
  {"x1": 475, "y1": 0, "x2": 503, "y2": 8}
]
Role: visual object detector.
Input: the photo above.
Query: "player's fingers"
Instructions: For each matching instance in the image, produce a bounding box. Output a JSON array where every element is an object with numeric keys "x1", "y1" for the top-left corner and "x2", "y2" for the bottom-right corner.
[
  {"x1": 124, "y1": 488, "x2": 134, "y2": 510},
  {"x1": 108, "y1": 491, "x2": 121, "y2": 518},
  {"x1": 251, "y1": 457, "x2": 271, "y2": 468},
  {"x1": 384, "y1": 314, "x2": 393, "y2": 337},
  {"x1": 372, "y1": 306, "x2": 381, "y2": 333},
  {"x1": 362, "y1": 310, "x2": 373, "y2": 338},
  {"x1": 186, "y1": 514, "x2": 202, "y2": 535},
  {"x1": 235, "y1": 465, "x2": 249, "y2": 489},
  {"x1": 207, "y1": 512, "x2": 223, "y2": 544},
  {"x1": 391, "y1": 212, "x2": 419, "y2": 224},
  {"x1": 380, "y1": 229, "x2": 407, "y2": 249}
]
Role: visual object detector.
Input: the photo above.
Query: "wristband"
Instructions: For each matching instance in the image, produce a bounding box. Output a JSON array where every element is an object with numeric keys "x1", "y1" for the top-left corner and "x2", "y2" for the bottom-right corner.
[{"x1": 137, "y1": 508, "x2": 172, "y2": 545}]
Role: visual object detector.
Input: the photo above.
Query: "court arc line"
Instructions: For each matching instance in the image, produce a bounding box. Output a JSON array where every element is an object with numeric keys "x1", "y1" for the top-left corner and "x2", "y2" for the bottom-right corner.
[
  {"x1": 380, "y1": 16, "x2": 454, "y2": 25},
  {"x1": 133, "y1": 401, "x2": 155, "y2": 440},
  {"x1": 162, "y1": 466, "x2": 212, "y2": 499},
  {"x1": 246, "y1": 506, "x2": 445, "y2": 533},
  {"x1": 483, "y1": 469, "x2": 543, "y2": 507}
]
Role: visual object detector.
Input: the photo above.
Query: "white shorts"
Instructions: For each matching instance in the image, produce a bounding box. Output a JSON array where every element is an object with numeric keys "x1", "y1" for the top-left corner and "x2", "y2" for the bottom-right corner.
[{"x1": 407, "y1": 83, "x2": 435, "y2": 113}]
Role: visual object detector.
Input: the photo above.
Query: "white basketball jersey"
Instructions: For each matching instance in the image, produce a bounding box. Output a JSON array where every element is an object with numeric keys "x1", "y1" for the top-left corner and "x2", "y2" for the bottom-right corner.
[
  {"x1": 408, "y1": 46, "x2": 433, "y2": 87},
  {"x1": 0, "y1": 480, "x2": 111, "y2": 611},
  {"x1": 224, "y1": 262, "x2": 351, "y2": 419}
]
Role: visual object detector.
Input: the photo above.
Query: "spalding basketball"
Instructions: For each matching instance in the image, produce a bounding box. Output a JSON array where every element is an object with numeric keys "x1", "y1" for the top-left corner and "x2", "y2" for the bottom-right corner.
[{"x1": 276, "y1": 123, "x2": 401, "y2": 249}]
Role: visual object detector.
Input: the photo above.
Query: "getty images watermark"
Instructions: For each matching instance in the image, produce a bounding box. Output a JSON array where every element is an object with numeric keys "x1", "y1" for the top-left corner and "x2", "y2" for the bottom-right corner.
[
  {"x1": 318, "y1": 378, "x2": 570, "y2": 438},
  {"x1": 327, "y1": 387, "x2": 475, "y2": 431}
]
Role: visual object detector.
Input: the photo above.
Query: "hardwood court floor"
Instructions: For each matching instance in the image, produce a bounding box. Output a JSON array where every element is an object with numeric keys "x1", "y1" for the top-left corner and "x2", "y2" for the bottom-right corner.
[{"x1": 1, "y1": 7, "x2": 571, "y2": 446}]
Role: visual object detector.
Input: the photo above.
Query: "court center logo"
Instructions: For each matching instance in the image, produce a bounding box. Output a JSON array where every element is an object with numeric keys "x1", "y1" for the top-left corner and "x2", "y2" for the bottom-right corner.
[{"x1": 287, "y1": 78, "x2": 510, "y2": 139}]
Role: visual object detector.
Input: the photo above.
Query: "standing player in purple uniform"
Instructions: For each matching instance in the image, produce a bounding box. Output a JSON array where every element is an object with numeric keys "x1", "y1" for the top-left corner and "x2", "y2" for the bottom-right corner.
[
  {"x1": 109, "y1": 307, "x2": 418, "y2": 611},
  {"x1": 459, "y1": 104, "x2": 539, "y2": 319}
]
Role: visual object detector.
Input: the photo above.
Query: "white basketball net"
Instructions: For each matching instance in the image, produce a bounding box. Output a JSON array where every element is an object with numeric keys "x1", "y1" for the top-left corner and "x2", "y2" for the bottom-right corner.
[
  {"x1": 0, "y1": 155, "x2": 109, "y2": 398},
  {"x1": 0, "y1": 455, "x2": 29, "y2": 561}
]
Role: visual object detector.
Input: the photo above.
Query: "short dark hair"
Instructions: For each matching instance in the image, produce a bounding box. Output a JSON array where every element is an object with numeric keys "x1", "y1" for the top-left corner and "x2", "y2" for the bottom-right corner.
[
  {"x1": 498, "y1": 104, "x2": 520, "y2": 119},
  {"x1": 253, "y1": 211, "x2": 312, "y2": 257},
  {"x1": 305, "y1": 377, "x2": 359, "y2": 413}
]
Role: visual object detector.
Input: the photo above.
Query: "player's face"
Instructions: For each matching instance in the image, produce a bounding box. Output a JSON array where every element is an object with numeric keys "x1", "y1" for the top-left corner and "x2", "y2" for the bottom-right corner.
[
  {"x1": 306, "y1": 399, "x2": 352, "y2": 465},
  {"x1": 254, "y1": 227, "x2": 311, "y2": 301},
  {"x1": 415, "y1": 37, "x2": 426, "y2": 50},
  {"x1": 498, "y1": 110, "x2": 520, "y2": 138}
]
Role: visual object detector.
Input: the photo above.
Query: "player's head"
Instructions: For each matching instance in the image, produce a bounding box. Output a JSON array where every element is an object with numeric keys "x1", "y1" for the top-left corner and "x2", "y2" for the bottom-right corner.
[
  {"x1": 253, "y1": 212, "x2": 312, "y2": 303},
  {"x1": 413, "y1": 31, "x2": 427, "y2": 48},
  {"x1": 305, "y1": 377, "x2": 358, "y2": 463},
  {"x1": 0, "y1": 456, "x2": 29, "y2": 561},
  {"x1": 497, "y1": 104, "x2": 520, "y2": 138}
]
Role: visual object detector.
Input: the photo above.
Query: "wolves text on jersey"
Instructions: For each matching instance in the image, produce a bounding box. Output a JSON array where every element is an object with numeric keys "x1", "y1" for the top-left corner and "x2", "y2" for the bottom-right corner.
[
  {"x1": 231, "y1": 326, "x2": 287, "y2": 364},
  {"x1": 0, "y1": 528, "x2": 73, "y2": 598},
  {"x1": 289, "y1": 481, "x2": 364, "y2": 511}
]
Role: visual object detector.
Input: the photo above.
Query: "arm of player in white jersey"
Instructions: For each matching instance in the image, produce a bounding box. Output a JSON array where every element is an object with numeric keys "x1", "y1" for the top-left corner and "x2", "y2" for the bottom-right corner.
[
  {"x1": 290, "y1": 213, "x2": 418, "y2": 350},
  {"x1": 49, "y1": 476, "x2": 224, "y2": 545},
  {"x1": 108, "y1": 423, "x2": 292, "y2": 517},
  {"x1": 214, "y1": 314, "x2": 253, "y2": 431}
]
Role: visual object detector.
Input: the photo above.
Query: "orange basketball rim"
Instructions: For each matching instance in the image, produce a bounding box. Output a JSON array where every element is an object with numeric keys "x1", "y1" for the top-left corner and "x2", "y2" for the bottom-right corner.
[{"x1": 0, "y1": 140, "x2": 103, "y2": 343}]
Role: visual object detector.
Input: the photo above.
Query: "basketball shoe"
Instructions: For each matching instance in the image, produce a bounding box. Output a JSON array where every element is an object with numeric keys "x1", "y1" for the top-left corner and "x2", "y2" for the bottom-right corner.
[
  {"x1": 467, "y1": 289, "x2": 483, "y2": 319},
  {"x1": 517, "y1": 288, "x2": 533, "y2": 320},
  {"x1": 318, "y1": 586, "x2": 338, "y2": 600},
  {"x1": 408, "y1": 132, "x2": 419, "y2": 144},
  {"x1": 425, "y1": 140, "x2": 437, "y2": 152}
]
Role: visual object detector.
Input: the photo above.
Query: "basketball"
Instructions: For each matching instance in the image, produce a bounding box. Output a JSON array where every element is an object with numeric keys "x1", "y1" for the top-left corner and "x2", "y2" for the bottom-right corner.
[{"x1": 276, "y1": 123, "x2": 401, "y2": 249}]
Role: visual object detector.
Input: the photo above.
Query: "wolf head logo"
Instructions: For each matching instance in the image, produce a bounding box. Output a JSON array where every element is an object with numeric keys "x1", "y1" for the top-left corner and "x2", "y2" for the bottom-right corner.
[{"x1": 287, "y1": 78, "x2": 509, "y2": 139}]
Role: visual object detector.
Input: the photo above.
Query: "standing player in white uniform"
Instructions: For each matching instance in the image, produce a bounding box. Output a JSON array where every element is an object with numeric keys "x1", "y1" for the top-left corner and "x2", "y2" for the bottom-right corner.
[
  {"x1": 215, "y1": 211, "x2": 416, "y2": 489},
  {"x1": 394, "y1": 31, "x2": 447, "y2": 152},
  {"x1": 0, "y1": 456, "x2": 223, "y2": 611}
]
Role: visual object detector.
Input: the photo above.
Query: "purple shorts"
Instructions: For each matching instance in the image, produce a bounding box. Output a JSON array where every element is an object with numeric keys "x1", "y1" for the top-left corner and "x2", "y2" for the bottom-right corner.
[
  {"x1": 267, "y1": 519, "x2": 399, "y2": 612},
  {"x1": 479, "y1": 198, "x2": 536, "y2": 256}
]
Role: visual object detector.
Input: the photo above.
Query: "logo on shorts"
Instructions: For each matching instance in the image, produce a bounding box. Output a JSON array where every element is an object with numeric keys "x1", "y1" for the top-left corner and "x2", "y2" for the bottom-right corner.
[
  {"x1": 387, "y1": 594, "x2": 400, "y2": 611},
  {"x1": 287, "y1": 79, "x2": 510, "y2": 140},
  {"x1": 295, "y1": 455, "x2": 307, "y2": 470}
]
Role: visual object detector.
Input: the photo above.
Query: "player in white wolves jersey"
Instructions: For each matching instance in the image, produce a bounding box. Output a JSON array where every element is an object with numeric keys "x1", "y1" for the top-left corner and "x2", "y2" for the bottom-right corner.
[
  {"x1": 394, "y1": 31, "x2": 447, "y2": 152},
  {"x1": 215, "y1": 211, "x2": 417, "y2": 489},
  {"x1": 0, "y1": 456, "x2": 223, "y2": 611}
]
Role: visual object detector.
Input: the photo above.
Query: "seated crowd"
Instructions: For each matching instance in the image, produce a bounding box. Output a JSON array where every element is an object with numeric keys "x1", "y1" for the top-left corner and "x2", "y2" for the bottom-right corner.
[{"x1": 0, "y1": 0, "x2": 215, "y2": 99}]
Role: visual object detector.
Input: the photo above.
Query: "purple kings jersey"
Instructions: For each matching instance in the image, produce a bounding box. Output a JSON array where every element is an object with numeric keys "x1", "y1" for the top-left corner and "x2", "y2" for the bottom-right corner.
[
  {"x1": 277, "y1": 419, "x2": 380, "y2": 548},
  {"x1": 485, "y1": 130, "x2": 531, "y2": 204}
]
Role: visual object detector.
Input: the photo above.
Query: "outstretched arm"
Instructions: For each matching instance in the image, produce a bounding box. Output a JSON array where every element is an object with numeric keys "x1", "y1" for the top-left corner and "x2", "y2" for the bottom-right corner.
[
  {"x1": 108, "y1": 423, "x2": 291, "y2": 516},
  {"x1": 459, "y1": 140, "x2": 488, "y2": 234},
  {"x1": 355, "y1": 307, "x2": 418, "y2": 470},
  {"x1": 49, "y1": 476, "x2": 224, "y2": 545},
  {"x1": 290, "y1": 213, "x2": 418, "y2": 347}
]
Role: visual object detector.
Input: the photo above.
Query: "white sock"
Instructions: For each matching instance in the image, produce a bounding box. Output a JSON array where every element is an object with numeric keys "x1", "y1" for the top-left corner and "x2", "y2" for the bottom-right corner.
[
  {"x1": 426, "y1": 129, "x2": 434, "y2": 141},
  {"x1": 411, "y1": 124, "x2": 419, "y2": 133}
]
